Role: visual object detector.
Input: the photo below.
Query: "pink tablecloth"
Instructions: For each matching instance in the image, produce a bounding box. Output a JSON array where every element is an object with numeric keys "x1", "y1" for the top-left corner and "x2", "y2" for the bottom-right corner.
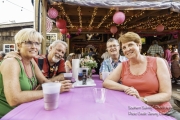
[{"x1": 2, "y1": 75, "x2": 175, "y2": 120}]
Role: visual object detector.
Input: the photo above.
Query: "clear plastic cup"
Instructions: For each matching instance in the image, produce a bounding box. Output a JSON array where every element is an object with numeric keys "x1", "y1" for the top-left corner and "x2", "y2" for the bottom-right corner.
[
  {"x1": 42, "y1": 82, "x2": 61, "y2": 110},
  {"x1": 93, "y1": 88, "x2": 106, "y2": 103}
]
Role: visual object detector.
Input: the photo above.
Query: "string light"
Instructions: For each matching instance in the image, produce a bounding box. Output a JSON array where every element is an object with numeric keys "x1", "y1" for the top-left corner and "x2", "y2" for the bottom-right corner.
[
  {"x1": 50, "y1": 2, "x2": 180, "y2": 31},
  {"x1": 89, "y1": 7, "x2": 98, "y2": 28},
  {"x1": 2, "y1": 0, "x2": 33, "y2": 12},
  {"x1": 96, "y1": 8, "x2": 115, "y2": 28},
  {"x1": 77, "y1": 6, "x2": 82, "y2": 28},
  {"x1": 58, "y1": 3, "x2": 74, "y2": 28}
]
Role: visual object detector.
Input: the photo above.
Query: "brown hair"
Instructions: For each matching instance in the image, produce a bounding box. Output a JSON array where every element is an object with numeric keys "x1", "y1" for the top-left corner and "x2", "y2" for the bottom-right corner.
[
  {"x1": 118, "y1": 32, "x2": 141, "y2": 44},
  {"x1": 171, "y1": 54, "x2": 179, "y2": 60}
]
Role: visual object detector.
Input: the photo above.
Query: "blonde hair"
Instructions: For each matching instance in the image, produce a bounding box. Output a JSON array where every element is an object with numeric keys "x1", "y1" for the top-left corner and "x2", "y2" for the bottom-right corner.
[
  {"x1": 14, "y1": 28, "x2": 44, "y2": 50},
  {"x1": 14, "y1": 28, "x2": 43, "y2": 44},
  {"x1": 118, "y1": 32, "x2": 141, "y2": 44}
]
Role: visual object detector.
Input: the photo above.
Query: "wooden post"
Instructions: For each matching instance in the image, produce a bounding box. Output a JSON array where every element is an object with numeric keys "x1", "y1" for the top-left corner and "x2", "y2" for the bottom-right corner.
[
  {"x1": 34, "y1": 0, "x2": 40, "y2": 31},
  {"x1": 178, "y1": 32, "x2": 180, "y2": 55},
  {"x1": 41, "y1": 0, "x2": 47, "y2": 54}
]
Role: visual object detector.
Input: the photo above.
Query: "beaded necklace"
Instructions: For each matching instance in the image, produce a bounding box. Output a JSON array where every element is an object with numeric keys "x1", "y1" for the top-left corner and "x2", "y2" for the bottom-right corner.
[
  {"x1": 22, "y1": 60, "x2": 37, "y2": 90},
  {"x1": 46, "y1": 54, "x2": 59, "y2": 78}
]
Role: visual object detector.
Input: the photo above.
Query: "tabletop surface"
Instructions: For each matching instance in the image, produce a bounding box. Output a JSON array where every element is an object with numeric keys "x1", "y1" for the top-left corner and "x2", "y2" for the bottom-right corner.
[{"x1": 2, "y1": 75, "x2": 175, "y2": 120}]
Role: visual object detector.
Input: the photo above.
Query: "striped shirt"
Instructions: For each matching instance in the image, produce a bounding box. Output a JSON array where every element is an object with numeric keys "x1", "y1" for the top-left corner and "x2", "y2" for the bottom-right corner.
[{"x1": 147, "y1": 44, "x2": 164, "y2": 57}]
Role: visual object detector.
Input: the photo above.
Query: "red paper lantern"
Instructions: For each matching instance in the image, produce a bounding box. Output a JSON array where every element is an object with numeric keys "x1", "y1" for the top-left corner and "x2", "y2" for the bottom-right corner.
[
  {"x1": 56, "y1": 19, "x2": 66, "y2": 29},
  {"x1": 113, "y1": 12, "x2": 125, "y2": 24},
  {"x1": 60, "y1": 28, "x2": 67, "y2": 34},
  {"x1": 156, "y1": 24, "x2": 164, "y2": 32},
  {"x1": 48, "y1": 8, "x2": 58, "y2": 19},
  {"x1": 110, "y1": 26, "x2": 118, "y2": 34}
]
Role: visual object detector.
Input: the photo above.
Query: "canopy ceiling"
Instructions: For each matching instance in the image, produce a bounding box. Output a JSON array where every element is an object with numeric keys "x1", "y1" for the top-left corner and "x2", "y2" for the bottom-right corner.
[{"x1": 47, "y1": 0, "x2": 180, "y2": 36}]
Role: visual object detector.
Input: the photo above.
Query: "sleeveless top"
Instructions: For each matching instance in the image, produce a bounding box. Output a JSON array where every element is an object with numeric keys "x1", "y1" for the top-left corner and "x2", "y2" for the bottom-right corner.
[
  {"x1": 120, "y1": 56, "x2": 172, "y2": 114},
  {"x1": 0, "y1": 58, "x2": 37, "y2": 118}
]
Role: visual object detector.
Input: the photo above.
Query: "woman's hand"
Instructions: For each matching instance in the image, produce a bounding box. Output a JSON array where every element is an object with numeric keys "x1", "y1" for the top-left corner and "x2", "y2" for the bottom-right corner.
[
  {"x1": 124, "y1": 87, "x2": 140, "y2": 98},
  {"x1": 56, "y1": 80, "x2": 72, "y2": 93}
]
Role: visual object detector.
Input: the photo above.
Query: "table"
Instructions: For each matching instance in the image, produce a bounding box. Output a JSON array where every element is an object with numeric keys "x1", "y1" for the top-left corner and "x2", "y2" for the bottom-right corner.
[{"x1": 2, "y1": 75, "x2": 175, "y2": 120}]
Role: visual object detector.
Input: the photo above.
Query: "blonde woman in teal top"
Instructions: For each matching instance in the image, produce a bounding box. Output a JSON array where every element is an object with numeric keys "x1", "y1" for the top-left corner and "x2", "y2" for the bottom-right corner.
[{"x1": 0, "y1": 28, "x2": 72, "y2": 118}]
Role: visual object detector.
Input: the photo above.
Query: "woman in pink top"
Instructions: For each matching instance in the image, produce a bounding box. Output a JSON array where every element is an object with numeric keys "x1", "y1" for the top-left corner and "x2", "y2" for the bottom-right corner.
[
  {"x1": 164, "y1": 44, "x2": 172, "y2": 67},
  {"x1": 103, "y1": 32, "x2": 180, "y2": 119}
]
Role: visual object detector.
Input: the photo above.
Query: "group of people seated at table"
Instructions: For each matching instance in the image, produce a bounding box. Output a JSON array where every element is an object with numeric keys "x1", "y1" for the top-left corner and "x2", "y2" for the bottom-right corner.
[
  {"x1": 0, "y1": 28, "x2": 72, "y2": 118},
  {"x1": 0, "y1": 28, "x2": 180, "y2": 119}
]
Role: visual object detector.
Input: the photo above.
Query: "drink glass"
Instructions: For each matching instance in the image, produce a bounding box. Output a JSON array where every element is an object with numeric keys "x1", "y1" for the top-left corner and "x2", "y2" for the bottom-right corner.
[
  {"x1": 42, "y1": 82, "x2": 61, "y2": 110},
  {"x1": 64, "y1": 73, "x2": 72, "y2": 80},
  {"x1": 64, "y1": 73, "x2": 74, "y2": 83},
  {"x1": 72, "y1": 59, "x2": 80, "y2": 81},
  {"x1": 93, "y1": 88, "x2": 106, "y2": 103}
]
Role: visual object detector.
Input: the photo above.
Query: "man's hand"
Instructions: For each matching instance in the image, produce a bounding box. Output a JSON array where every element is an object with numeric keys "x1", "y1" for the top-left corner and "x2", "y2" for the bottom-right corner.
[{"x1": 59, "y1": 80, "x2": 72, "y2": 93}]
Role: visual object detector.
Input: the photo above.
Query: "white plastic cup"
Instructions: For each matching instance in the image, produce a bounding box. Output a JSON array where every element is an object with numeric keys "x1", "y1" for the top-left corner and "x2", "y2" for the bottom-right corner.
[
  {"x1": 102, "y1": 72, "x2": 110, "y2": 80},
  {"x1": 42, "y1": 82, "x2": 61, "y2": 110},
  {"x1": 93, "y1": 88, "x2": 106, "y2": 103},
  {"x1": 72, "y1": 59, "x2": 80, "y2": 81}
]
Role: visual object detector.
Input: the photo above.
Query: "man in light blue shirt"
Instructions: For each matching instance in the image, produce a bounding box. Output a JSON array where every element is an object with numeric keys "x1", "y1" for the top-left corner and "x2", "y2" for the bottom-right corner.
[{"x1": 99, "y1": 38, "x2": 127, "y2": 79}]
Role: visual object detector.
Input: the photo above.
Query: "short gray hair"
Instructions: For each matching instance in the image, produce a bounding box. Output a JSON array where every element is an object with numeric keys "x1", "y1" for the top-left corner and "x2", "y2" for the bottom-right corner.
[
  {"x1": 48, "y1": 40, "x2": 68, "y2": 52},
  {"x1": 106, "y1": 38, "x2": 119, "y2": 47}
]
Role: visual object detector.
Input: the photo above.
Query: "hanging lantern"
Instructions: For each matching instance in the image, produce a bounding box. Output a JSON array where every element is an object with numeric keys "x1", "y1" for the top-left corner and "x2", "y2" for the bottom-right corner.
[
  {"x1": 66, "y1": 33, "x2": 71, "y2": 39},
  {"x1": 113, "y1": 12, "x2": 125, "y2": 24},
  {"x1": 60, "y1": 28, "x2": 67, "y2": 34},
  {"x1": 47, "y1": 8, "x2": 58, "y2": 19},
  {"x1": 110, "y1": 26, "x2": 118, "y2": 37},
  {"x1": 78, "y1": 28, "x2": 82, "y2": 32},
  {"x1": 56, "y1": 19, "x2": 67, "y2": 29},
  {"x1": 156, "y1": 24, "x2": 164, "y2": 32},
  {"x1": 173, "y1": 33, "x2": 178, "y2": 39}
]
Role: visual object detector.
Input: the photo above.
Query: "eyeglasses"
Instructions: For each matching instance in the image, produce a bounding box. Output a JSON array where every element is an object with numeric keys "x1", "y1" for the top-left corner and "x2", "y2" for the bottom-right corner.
[
  {"x1": 107, "y1": 44, "x2": 119, "y2": 49},
  {"x1": 22, "y1": 41, "x2": 41, "y2": 47}
]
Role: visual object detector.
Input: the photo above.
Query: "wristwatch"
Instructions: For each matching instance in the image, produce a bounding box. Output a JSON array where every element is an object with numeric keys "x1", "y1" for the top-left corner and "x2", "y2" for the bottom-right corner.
[{"x1": 143, "y1": 97, "x2": 148, "y2": 104}]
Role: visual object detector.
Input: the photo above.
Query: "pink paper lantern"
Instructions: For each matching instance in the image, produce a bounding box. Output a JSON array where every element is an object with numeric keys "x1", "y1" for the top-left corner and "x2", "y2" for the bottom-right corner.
[
  {"x1": 48, "y1": 8, "x2": 58, "y2": 19},
  {"x1": 60, "y1": 28, "x2": 67, "y2": 34},
  {"x1": 113, "y1": 12, "x2": 125, "y2": 24},
  {"x1": 156, "y1": 24, "x2": 164, "y2": 32},
  {"x1": 78, "y1": 28, "x2": 82, "y2": 32},
  {"x1": 66, "y1": 34, "x2": 71, "y2": 38},
  {"x1": 56, "y1": 19, "x2": 67, "y2": 29},
  {"x1": 110, "y1": 26, "x2": 118, "y2": 34}
]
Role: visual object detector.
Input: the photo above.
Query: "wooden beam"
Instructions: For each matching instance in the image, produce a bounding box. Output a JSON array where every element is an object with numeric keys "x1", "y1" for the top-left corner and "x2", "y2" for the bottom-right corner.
[
  {"x1": 34, "y1": 0, "x2": 40, "y2": 31},
  {"x1": 41, "y1": 0, "x2": 47, "y2": 54}
]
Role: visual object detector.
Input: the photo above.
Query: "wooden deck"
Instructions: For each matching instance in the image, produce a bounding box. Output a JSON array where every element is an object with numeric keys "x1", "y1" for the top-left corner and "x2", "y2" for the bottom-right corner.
[{"x1": 171, "y1": 83, "x2": 180, "y2": 112}]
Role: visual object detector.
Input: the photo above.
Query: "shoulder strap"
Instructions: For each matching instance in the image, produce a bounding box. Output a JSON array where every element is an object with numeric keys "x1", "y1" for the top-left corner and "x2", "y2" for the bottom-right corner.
[
  {"x1": 38, "y1": 59, "x2": 44, "y2": 70},
  {"x1": 35, "y1": 55, "x2": 46, "y2": 70}
]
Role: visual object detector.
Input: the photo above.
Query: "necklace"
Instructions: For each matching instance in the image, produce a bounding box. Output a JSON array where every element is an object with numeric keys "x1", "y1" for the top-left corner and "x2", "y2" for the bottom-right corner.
[
  {"x1": 22, "y1": 59, "x2": 31, "y2": 78},
  {"x1": 46, "y1": 54, "x2": 59, "y2": 78},
  {"x1": 22, "y1": 59, "x2": 37, "y2": 90}
]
